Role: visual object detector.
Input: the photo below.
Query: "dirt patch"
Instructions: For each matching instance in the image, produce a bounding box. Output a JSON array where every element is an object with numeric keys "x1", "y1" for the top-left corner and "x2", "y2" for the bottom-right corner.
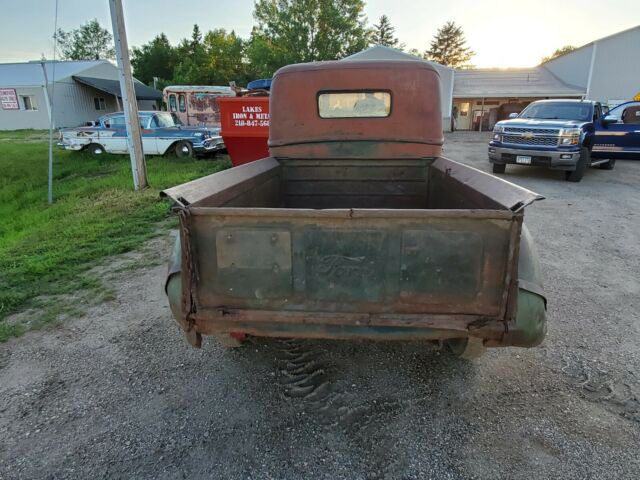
[{"x1": 1, "y1": 134, "x2": 639, "y2": 479}]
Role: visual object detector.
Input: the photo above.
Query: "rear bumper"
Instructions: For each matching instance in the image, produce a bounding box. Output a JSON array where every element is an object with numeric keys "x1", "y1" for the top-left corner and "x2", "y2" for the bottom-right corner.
[
  {"x1": 166, "y1": 270, "x2": 545, "y2": 347},
  {"x1": 488, "y1": 144, "x2": 580, "y2": 170}
]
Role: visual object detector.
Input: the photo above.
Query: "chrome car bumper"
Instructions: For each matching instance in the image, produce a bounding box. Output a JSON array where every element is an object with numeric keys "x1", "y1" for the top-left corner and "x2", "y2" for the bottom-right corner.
[
  {"x1": 57, "y1": 142, "x2": 85, "y2": 151},
  {"x1": 488, "y1": 145, "x2": 580, "y2": 170},
  {"x1": 195, "y1": 137, "x2": 226, "y2": 153}
]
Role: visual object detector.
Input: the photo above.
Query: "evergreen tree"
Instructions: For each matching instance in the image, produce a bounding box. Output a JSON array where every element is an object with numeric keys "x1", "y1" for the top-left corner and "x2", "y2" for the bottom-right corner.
[
  {"x1": 191, "y1": 24, "x2": 203, "y2": 47},
  {"x1": 371, "y1": 15, "x2": 403, "y2": 49},
  {"x1": 173, "y1": 25, "x2": 209, "y2": 85},
  {"x1": 425, "y1": 21, "x2": 474, "y2": 68}
]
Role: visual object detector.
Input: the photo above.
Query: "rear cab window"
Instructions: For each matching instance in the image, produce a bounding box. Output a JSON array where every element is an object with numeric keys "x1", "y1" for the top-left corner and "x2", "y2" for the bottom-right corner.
[
  {"x1": 169, "y1": 94, "x2": 177, "y2": 112},
  {"x1": 318, "y1": 91, "x2": 391, "y2": 118}
]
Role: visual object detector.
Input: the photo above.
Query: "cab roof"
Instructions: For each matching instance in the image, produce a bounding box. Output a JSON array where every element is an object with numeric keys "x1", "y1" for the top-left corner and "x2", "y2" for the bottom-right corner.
[{"x1": 269, "y1": 60, "x2": 444, "y2": 159}]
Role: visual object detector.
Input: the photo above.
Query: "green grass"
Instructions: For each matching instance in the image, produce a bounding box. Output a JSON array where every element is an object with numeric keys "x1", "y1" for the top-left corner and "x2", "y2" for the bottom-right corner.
[{"x1": 0, "y1": 130, "x2": 230, "y2": 341}]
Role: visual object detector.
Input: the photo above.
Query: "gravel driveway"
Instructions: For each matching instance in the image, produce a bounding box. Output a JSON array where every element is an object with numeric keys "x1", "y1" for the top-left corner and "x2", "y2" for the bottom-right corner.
[{"x1": 1, "y1": 133, "x2": 639, "y2": 479}]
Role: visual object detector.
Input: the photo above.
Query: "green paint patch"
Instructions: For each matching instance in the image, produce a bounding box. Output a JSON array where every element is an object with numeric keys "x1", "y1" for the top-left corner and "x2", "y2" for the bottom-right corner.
[{"x1": 0, "y1": 130, "x2": 230, "y2": 341}]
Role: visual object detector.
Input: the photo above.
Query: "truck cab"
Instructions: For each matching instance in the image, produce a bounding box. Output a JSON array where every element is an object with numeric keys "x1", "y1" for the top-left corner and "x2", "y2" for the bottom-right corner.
[
  {"x1": 488, "y1": 99, "x2": 640, "y2": 182},
  {"x1": 593, "y1": 101, "x2": 640, "y2": 160},
  {"x1": 162, "y1": 60, "x2": 547, "y2": 358}
]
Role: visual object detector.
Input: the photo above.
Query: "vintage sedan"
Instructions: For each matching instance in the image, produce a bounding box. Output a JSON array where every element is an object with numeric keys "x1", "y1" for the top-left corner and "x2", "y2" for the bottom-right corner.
[{"x1": 58, "y1": 111, "x2": 225, "y2": 157}]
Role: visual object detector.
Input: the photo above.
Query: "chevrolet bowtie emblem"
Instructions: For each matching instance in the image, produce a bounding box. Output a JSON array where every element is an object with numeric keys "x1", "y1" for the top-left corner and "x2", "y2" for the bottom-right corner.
[{"x1": 523, "y1": 132, "x2": 534, "y2": 139}]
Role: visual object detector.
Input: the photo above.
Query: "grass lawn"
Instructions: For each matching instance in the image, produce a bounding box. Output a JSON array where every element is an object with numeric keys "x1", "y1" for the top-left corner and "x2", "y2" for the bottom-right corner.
[{"x1": 0, "y1": 130, "x2": 230, "y2": 341}]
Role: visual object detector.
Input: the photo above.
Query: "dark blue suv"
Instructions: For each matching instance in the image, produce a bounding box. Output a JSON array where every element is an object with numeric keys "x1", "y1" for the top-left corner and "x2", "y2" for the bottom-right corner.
[{"x1": 488, "y1": 99, "x2": 640, "y2": 182}]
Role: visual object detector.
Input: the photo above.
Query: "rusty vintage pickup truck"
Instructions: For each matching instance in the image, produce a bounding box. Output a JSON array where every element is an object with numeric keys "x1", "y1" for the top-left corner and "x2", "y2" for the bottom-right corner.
[{"x1": 162, "y1": 60, "x2": 547, "y2": 358}]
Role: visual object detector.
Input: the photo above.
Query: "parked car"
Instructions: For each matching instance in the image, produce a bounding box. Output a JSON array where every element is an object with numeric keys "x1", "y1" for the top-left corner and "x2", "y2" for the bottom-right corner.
[
  {"x1": 488, "y1": 99, "x2": 640, "y2": 182},
  {"x1": 58, "y1": 111, "x2": 225, "y2": 158},
  {"x1": 161, "y1": 60, "x2": 547, "y2": 359}
]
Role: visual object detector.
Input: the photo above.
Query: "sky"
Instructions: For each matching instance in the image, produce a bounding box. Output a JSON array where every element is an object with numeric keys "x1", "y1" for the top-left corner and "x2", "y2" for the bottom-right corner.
[{"x1": 0, "y1": 0, "x2": 639, "y2": 68}]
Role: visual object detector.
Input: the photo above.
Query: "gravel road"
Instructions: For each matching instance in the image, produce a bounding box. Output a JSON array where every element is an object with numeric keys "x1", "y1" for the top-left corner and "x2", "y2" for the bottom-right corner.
[{"x1": 1, "y1": 133, "x2": 639, "y2": 479}]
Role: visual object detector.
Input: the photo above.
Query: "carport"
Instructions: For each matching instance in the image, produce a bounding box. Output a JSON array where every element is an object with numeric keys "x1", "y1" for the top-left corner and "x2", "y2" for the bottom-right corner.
[{"x1": 72, "y1": 75, "x2": 162, "y2": 110}]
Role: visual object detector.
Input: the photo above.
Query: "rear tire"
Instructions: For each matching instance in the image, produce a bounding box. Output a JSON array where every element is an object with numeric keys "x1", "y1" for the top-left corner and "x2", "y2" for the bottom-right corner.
[
  {"x1": 175, "y1": 141, "x2": 193, "y2": 158},
  {"x1": 599, "y1": 159, "x2": 616, "y2": 170},
  {"x1": 87, "y1": 143, "x2": 105, "y2": 157},
  {"x1": 445, "y1": 337, "x2": 486, "y2": 359},
  {"x1": 492, "y1": 163, "x2": 506, "y2": 174},
  {"x1": 565, "y1": 147, "x2": 589, "y2": 182}
]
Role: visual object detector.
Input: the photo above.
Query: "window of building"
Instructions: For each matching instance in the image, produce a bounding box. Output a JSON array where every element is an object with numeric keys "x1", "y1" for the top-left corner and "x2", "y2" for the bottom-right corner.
[
  {"x1": 318, "y1": 91, "x2": 391, "y2": 118},
  {"x1": 94, "y1": 97, "x2": 106, "y2": 110},
  {"x1": 21, "y1": 96, "x2": 37, "y2": 111},
  {"x1": 178, "y1": 94, "x2": 186, "y2": 112},
  {"x1": 169, "y1": 94, "x2": 177, "y2": 112}
]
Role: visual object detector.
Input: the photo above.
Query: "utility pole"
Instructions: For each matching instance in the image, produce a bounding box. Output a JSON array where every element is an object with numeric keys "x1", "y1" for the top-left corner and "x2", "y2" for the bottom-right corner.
[
  {"x1": 109, "y1": 0, "x2": 148, "y2": 190},
  {"x1": 41, "y1": 62, "x2": 54, "y2": 204}
]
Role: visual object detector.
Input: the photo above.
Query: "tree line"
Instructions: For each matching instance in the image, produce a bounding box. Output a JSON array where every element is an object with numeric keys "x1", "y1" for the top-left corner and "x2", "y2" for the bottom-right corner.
[{"x1": 53, "y1": 1, "x2": 572, "y2": 89}]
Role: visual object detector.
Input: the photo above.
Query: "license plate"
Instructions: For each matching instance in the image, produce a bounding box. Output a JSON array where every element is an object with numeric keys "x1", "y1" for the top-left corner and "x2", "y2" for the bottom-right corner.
[{"x1": 516, "y1": 155, "x2": 532, "y2": 165}]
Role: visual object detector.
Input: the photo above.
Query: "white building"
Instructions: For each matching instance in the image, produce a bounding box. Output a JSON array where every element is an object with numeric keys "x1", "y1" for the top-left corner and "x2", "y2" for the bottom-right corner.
[
  {"x1": 543, "y1": 25, "x2": 640, "y2": 106},
  {"x1": 0, "y1": 60, "x2": 161, "y2": 130}
]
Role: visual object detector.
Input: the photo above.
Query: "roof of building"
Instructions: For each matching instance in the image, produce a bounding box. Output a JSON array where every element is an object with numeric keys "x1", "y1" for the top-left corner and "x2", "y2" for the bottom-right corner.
[
  {"x1": 453, "y1": 66, "x2": 586, "y2": 98},
  {"x1": 74, "y1": 76, "x2": 161, "y2": 100},
  {"x1": 0, "y1": 60, "x2": 113, "y2": 86},
  {"x1": 0, "y1": 60, "x2": 161, "y2": 99},
  {"x1": 162, "y1": 85, "x2": 235, "y2": 93}
]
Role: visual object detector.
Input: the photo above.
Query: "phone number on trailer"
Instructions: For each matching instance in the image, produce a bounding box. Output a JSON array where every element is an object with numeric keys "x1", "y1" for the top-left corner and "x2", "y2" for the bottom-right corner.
[{"x1": 233, "y1": 120, "x2": 269, "y2": 127}]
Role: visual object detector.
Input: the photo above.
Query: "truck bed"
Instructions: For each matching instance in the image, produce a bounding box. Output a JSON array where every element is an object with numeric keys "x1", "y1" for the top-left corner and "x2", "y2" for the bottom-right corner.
[{"x1": 162, "y1": 156, "x2": 542, "y2": 342}]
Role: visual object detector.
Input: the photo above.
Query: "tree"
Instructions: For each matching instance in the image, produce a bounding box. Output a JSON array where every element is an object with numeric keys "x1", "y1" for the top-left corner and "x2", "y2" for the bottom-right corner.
[
  {"x1": 371, "y1": 15, "x2": 404, "y2": 49},
  {"x1": 202, "y1": 29, "x2": 252, "y2": 85},
  {"x1": 246, "y1": 0, "x2": 370, "y2": 78},
  {"x1": 425, "y1": 21, "x2": 474, "y2": 68},
  {"x1": 170, "y1": 26, "x2": 253, "y2": 86},
  {"x1": 541, "y1": 45, "x2": 576, "y2": 63},
  {"x1": 173, "y1": 25, "x2": 209, "y2": 85},
  {"x1": 131, "y1": 34, "x2": 179, "y2": 88},
  {"x1": 55, "y1": 19, "x2": 115, "y2": 61}
]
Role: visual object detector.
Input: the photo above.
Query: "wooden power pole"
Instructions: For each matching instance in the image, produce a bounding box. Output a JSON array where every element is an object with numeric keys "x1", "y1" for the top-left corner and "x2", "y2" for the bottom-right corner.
[{"x1": 109, "y1": 0, "x2": 148, "y2": 190}]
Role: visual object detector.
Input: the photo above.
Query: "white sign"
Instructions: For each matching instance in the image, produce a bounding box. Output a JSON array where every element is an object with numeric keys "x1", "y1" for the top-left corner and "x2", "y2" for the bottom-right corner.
[{"x1": 0, "y1": 88, "x2": 19, "y2": 110}]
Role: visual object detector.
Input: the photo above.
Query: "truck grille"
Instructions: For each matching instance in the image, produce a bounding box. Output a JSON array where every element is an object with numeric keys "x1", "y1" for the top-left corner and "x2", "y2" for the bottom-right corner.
[
  {"x1": 504, "y1": 127, "x2": 560, "y2": 135},
  {"x1": 502, "y1": 135, "x2": 558, "y2": 147}
]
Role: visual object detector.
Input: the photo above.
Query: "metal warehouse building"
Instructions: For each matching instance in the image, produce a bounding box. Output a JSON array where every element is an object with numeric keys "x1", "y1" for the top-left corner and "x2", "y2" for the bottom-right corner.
[
  {"x1": 0, "y1": 60, "x2": 162, "y2": 130},
  {"x1": 544, "y1": 25, "x2": 640, "y2": 105}
]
